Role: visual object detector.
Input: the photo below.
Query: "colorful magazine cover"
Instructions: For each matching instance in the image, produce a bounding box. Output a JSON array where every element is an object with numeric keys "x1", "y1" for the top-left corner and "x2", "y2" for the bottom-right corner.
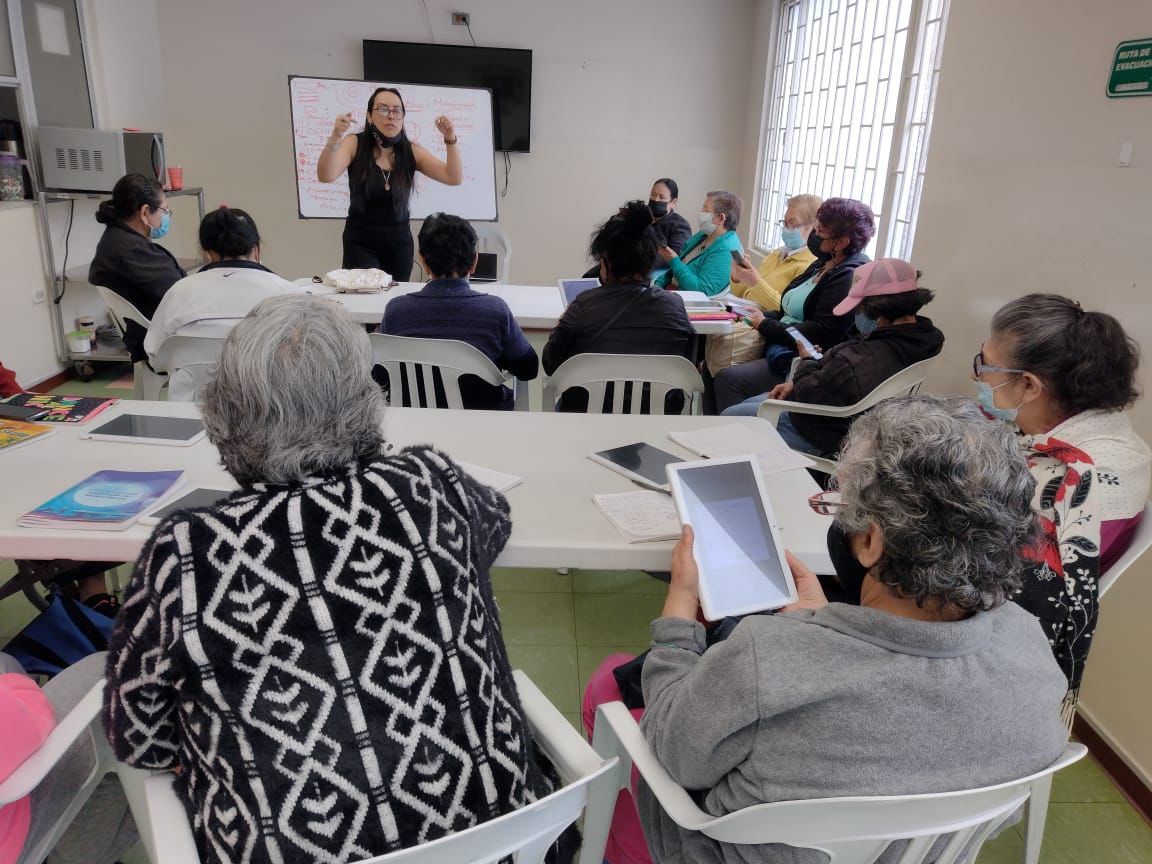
[
  {"x1": 0, "y1": 419, "x2": 56, "y2": 453},
  {"x1": 0, "y1": 393, "x2": 119, "y2": 424},
  {"x1": 20, "y1": 469, "x2": 184, "y2": 527}
]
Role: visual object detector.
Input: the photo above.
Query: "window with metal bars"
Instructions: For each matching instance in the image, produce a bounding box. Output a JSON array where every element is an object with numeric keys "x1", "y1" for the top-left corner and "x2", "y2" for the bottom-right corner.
[{"x1": 755, "y1": 0, "x2": 950, "y2": 259}]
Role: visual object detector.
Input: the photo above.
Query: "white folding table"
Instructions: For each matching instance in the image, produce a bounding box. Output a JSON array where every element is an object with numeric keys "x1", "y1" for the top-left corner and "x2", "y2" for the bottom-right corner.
[
  {"x1": 298, "y1": 280, "x2": 735, "y2": 335},
  {"x1": 0, "y1": 402, "x2": 831, "y2": 573}
]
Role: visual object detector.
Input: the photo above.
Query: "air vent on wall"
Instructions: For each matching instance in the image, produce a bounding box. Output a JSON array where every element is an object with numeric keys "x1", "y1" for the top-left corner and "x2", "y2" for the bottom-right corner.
[
  {"x1": 55, "y1": 148, "x2": 65, "y2": 170},
  {"x1": 93, "y1": 150, "x2": 103, "y2": 172},
  {"x1": 67, "y1": 148, "x2": 78, "y2": 170},
  {"x1": 80, "y1": 149, "x2": 91, "y2": 171}
]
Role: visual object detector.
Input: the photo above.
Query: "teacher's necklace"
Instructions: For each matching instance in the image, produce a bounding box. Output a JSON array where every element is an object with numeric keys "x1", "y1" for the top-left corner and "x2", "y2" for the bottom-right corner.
[{"x1": 379, "y1": 165, "x2": 392, "y2": 191}]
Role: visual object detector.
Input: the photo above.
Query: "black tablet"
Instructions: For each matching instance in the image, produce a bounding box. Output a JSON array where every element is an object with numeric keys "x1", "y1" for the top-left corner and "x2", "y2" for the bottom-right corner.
[
  {"x1": 588, "y1": 442, "x2": 684, "y2": 491},
  {"x1": 82, "y1": 414, "x2": 206, "y2": 446}
]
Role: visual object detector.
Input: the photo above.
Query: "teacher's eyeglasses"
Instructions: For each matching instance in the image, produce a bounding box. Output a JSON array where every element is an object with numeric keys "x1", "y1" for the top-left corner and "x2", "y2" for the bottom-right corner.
[{"x1": 371, "y1": 106, "x2": 405, "y2": 118}]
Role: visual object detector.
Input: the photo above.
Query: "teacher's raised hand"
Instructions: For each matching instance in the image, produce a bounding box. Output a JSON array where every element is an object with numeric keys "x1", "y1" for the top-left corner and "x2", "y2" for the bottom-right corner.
[
  {"x1": 434, "y1": 115, "x2": 458, "y2": 144},
  {"x1": 331, "y1": 112, "x2": 355, "y2": 138}
]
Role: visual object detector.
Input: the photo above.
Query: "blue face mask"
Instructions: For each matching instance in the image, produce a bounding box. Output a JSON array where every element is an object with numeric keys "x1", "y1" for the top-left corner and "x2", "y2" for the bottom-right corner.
[
  {"x1": 780, "y1": 226, "x2": 805, "y2": 251},
  {"x1": 975, "y1": 380, "x2": 1022, "y2": 422},
  {"x1": 854, "y1": 310, "x2": 878, "y2": 337},
  {"x1": 149, "y1": 210, "x2": 170, "y2": 240}
]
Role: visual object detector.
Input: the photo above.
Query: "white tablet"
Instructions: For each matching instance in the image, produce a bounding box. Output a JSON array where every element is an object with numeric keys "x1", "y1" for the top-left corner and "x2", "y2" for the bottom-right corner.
[
  {"x1": 558, "y1": 277, "x2": 600, "y2": 307},
  {"x1": 81, "y1": 414, "x2": 206, "y2": 447},
  {"x1": 666, "y1": 455, "x2": 798, "y2": 620},
  {"x1": 588, "y1": 442, "x2": 684, "y2": 492},
  {"x1": 139, "y1": 487, "x2": 232, "y2": 525}
]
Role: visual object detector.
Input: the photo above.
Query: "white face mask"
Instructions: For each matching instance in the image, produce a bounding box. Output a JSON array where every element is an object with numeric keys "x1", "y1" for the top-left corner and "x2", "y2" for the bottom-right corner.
[{"x1": 698, "y1": 212, "x2": 718, "y2": 234}]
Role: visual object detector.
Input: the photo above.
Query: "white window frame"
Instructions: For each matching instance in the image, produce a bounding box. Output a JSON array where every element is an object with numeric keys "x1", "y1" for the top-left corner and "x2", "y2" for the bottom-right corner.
[{"x1": 753, "y1": 0, "x2": 950, "y2": 259}]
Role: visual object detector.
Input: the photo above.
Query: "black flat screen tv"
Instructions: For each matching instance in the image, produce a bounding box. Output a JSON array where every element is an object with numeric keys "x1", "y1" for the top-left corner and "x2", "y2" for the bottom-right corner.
[{"x1": 363, "y1": 40, "x2": 532, "y2": 153}]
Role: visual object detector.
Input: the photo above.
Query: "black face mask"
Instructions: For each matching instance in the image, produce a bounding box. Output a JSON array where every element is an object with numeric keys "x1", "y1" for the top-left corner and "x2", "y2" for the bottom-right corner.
[
  {"x1": 648, "y1": 200, "x2": 669, "y2": 218},
  {"x1": 369, "y1": 124, "x2": 402, "y2": 148},
  {"x1": 807, "y1": 230, "x2": 832, "y2": 259},
  {"x1": 826, "y1": 522, "x2": 870, "y2": 605}
]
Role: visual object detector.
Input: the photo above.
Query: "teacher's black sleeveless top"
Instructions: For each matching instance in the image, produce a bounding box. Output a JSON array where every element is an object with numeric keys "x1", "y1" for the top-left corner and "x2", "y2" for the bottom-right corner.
[{"x1": 347, "y1": 158, "x2": 411, "y2": 228}]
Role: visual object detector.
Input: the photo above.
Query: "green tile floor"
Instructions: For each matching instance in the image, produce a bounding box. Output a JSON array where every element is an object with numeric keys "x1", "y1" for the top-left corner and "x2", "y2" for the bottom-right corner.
[{"x1": 2, "y1": 367, "x2": 1149, "y2": 862}]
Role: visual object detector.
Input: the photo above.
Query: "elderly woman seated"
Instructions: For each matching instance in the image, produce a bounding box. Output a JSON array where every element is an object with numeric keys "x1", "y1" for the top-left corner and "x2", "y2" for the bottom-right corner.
[
  {"x1": 584, "y1": 396, "x2": 1069, "y2": 864},
  {"x1": 104, "y1": 295, "x2": 568, "y2": 864},
  {"x1": 973, "y1": 293, "x2": 1151, "y2": 714},
  {"x1": 653, "y1": 190, "x2": 744, "y2": 297}
]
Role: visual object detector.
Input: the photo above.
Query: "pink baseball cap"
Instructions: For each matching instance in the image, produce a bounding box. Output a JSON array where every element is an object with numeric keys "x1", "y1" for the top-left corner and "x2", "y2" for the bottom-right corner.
[{"x1": 833, "y1": 258, "x2": 919, "y2": 316}]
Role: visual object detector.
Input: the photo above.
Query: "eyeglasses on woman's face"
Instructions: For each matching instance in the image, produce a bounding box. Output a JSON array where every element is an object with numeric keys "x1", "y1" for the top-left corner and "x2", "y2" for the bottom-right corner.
[
  {"x1": 371, "y1": 105, "x2": 405, "y2": 118},
  {"x1": 971, "y1": 348, "x2": 1025, "y2": 379},
  {"x1": 808, "y1": 490, "x2": 844, "y2": 515}
]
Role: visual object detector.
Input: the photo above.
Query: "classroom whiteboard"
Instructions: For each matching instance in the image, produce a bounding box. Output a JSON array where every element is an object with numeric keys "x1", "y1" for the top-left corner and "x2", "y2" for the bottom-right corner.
[{"x1": 289, "y1": 76, "x2": 498, "y2": 220}]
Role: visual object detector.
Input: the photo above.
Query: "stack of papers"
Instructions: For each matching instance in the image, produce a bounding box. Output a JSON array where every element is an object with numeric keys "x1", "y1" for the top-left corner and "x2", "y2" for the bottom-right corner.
[
  {"x1": 593, "y1": 490, "x2": 682, "y2": 544},
  {"x1": 668, "y1": 424, "x2": 815, "y2": 475},
  {"x1": 20, "y1": 469, "x2": 185, "y2": 531},
  {"x1": 457, "y1": 461, "x2": 523, "y2": 493}
]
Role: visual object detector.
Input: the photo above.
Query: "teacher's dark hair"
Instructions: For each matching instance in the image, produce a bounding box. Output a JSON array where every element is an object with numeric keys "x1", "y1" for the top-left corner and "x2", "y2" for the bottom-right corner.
[
  {"x1": 418, "y1": 213, "x2": 477, "y2": 278},
  {"x1": 350, "y1": 87, "x2": 416, "y2": 216},
  {"x1": 96, "y1": 173, "x2": 162, "y2": 224},
  {"x1": 590, "y1": 200, "x2": 660, "y2": 282},
  {"x1": 199, "y1": 206, "x2": 261, "y2": 259}
]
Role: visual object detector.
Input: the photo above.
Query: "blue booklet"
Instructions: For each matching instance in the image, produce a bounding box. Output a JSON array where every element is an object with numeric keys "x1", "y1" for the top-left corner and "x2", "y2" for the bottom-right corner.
[{"x1": 20, "y1": 469, "x2": 185, "y2": 530}]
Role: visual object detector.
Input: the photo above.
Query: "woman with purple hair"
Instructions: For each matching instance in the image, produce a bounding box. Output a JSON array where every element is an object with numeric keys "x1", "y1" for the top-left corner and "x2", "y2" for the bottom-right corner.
[{"x1": 711, "y1": 197, "x2": 875, "y2": 414}]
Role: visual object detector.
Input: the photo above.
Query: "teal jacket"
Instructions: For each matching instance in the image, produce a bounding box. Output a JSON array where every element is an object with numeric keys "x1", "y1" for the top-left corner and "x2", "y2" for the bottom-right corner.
[{"x1": 655, "y1": 229, "x2": 744, "y2": 296}]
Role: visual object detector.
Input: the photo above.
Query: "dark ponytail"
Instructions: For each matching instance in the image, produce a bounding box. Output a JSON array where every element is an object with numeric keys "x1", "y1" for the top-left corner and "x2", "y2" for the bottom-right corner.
[
  {"x1": 199, "y1": 206, "x2": 261, "y2": 259},
  {"x1": 96, "y1": 172, "x2": 162, "y2": 224},
  {"x1": 992, "y1": 293, "x2": 1140, "y2": 415},
  {"x1": 589, "y1": 200, "x2": 660, "y2": 282},
  {"x1": 350, "y1": 87, "x2": 416, "y2": 216}
]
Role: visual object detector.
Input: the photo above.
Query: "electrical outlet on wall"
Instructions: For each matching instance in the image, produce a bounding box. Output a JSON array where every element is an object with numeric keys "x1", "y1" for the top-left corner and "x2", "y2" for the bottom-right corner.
[
  {"x1": 32, "y1": 288, "x2": 46, "y2": 304},
  {"x1": 452, "y1": 12, "x2": 470, "y2": 26}
]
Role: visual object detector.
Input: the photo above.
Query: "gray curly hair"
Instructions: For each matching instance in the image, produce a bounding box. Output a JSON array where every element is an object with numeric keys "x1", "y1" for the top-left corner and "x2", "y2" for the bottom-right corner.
[
  {"x1": 202, "y1": 294, "x2": 385, "y2": 484},
  {"x1": 834, "y1": 395, "x2": 1039, "y2": 612}
]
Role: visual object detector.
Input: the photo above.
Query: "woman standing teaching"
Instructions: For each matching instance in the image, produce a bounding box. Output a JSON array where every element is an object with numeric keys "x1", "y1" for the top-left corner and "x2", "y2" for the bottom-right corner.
[{"x1": 317, "y1": 87, "x2": 463, "y2": 280}]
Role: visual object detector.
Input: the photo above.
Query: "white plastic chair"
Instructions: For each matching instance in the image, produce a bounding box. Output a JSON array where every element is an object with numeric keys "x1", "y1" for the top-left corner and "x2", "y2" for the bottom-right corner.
[
  {"x1": 149, "y1": 335, "x2": 227, "y2": 403},
  {"x1": 0, "y1": 682, "x2": 111, "y2": 864},
  {"x1": 1099, "y1": 505, "x2": 1152, "y2": 598},
  {"x1": 1019, "y1": 504, "x2": 1152, "y2": 864},
  {"x1": 94, "y1": 285, "x2": 166, "y2": 400},
  {"x1": 588, "y1": 699, "x2": 1086, "y2": 864},
  {"x1": 116, "y1": 670, "x2": 618, "y2": 864},
  {"x1": 757, "y1": 356, "x2": 938, "y2": 473},
  {"x1": 369, "y1": 333, "x2": 530, "y2": 410},
  {"x1": 542, "y1": 353, "x2": 705, "y2": 415},
  {"x1": 472, "y1": 222, "x2": 512, "y2": 283}
]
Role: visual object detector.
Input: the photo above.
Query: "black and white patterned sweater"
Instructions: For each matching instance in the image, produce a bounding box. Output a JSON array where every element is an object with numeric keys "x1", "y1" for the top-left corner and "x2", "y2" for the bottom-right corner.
[{"x1": 104, "y1": 446, "x2": 557, "y2": 864}]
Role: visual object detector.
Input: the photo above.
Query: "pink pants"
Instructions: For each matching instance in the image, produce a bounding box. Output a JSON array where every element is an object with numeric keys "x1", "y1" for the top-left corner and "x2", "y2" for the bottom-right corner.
[{"x1": 582, "y1": 654, "x2": 653, "y2": 864}]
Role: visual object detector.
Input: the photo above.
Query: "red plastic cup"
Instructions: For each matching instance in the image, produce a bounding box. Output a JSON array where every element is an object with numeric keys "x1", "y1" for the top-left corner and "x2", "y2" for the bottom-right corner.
[{"x1": 167, "y1": 166, "x2": 184, "y2": 190}]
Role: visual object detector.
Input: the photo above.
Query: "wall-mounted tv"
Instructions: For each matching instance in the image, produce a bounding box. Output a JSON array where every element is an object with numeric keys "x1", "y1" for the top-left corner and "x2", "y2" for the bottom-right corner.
[{"x1": 363, "y1": 40, "x2": 532, "y2": 153}]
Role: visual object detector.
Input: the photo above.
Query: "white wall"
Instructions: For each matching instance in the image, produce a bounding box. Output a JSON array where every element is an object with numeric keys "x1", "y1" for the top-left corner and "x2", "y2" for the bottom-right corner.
[
  {"x1": 151, "y1": 0, "x2": 757, "y2": 283},
  {"x1": 81, "y1": 0, "x2": 167, "y2": 132},
  {"x1": 0, "y1": 204, "x2": 61, "y2": 384},
  {"x1": 911, "y1": 0, "x2": 1152, "y2": 783}
]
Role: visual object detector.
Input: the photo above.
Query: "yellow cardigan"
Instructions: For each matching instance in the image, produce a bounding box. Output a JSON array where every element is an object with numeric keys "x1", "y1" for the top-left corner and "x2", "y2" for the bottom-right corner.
[{"x1": 729, "y1": 246, "x2": 816, "y2": 311}]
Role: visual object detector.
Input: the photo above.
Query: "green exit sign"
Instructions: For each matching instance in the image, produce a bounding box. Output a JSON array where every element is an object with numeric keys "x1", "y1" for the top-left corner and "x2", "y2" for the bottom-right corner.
[{"x1": 1108, "y1": 38, "x2": 1152, "y2": 98}]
